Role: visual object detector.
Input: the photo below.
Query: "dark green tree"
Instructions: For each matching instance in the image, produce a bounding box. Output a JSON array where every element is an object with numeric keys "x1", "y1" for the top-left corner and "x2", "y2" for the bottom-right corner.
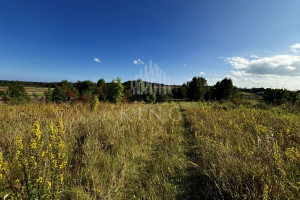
[
  {"x1": 96, "y1": 79, "x2": 108, "y2": 101},
  {"x1": 75, "y1": 80, "x2": 97, "y2": 99},
  {"x1": 187, "y1": 77, "x2": 208, "y2": 101},
  {"x1": 7, "y1": 82, "x2": 30, "y2": 104},
  {"x1": 213, "y1": 78, "x2": 235, "y2": 100},
  {"x1": 52, "y1": 80, "x2": 79, "y2": 103},
  {"x1": 172, "y1": 85, "x2": 187, "y2": 99},
  {"x1": 263, "y1": 89, "x2": 289, "y2": 105},
  {"x1": 44, "y1": 88, "x2": 53, "y2": 102}
]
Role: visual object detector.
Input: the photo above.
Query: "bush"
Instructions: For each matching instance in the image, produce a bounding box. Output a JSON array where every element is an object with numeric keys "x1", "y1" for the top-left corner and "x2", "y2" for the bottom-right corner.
[
  {"x1": 44, "y1": 88, "x2": 53, "y2": 102},
  {"x1": 156, "y1": 94, "x2": 169, "y2": 103},
  {"x1": 0, "y1": 90, "x2": 9, "y2": 103},
  {"x1": 90, "y1": 96, "x2": 99, "y2": 111},
  {"x1": 7, "y1": 82, "x2": 30, "y2": 104}
]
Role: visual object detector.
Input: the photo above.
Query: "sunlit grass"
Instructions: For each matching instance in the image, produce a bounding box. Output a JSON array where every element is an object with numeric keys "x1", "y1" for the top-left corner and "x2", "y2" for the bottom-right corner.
[{"x1": 0, "y1": 101, "x2": 299, "y2": 199}]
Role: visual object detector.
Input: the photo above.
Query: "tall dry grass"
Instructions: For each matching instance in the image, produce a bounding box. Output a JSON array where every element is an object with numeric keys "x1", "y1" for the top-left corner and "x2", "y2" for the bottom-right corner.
[
  {"x1": 185, "y1": 104, "x2": 299, "y2": 199},
  {"x1": 0, "y1": 102, "x2": 186, "y2": 199},
  {"x1": 0, "y1": 101, "x2": 299, "y2": 199}
]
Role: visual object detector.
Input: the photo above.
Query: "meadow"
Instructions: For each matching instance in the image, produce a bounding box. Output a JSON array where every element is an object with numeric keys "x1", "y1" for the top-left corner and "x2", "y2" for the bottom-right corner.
[
  {"x1": 0, "y1": 87, "x2": 49, "y2": 98},
  {"x1": 0, "y1": 101, "x2": 299, "y2": 199}
]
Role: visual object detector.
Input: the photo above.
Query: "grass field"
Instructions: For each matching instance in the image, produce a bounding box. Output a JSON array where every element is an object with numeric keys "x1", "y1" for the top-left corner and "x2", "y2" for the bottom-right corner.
[
  {"x1": 0, "y1": 102, "x2": 299, "y2": 199},
  {"x1": 0, "y1": 87, "x2": 49, "y2": 97},
  {"x1": 239, "y1": 91, "x2": 262, "y2": 100}
]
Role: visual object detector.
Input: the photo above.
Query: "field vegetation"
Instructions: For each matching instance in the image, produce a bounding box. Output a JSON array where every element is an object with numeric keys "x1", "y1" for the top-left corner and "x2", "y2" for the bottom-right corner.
[
  {"x1": 0, "y1": 100, "x2": 299, "y2": 199},
  {"x1": 0, "y1": 79, "x2": 299, "y2": 199}
]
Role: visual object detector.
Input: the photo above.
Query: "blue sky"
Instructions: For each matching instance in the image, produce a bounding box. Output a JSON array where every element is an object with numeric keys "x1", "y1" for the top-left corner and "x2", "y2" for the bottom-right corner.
[{"x1": 0, "y1": 0, "x2": 300, "y2": 89}]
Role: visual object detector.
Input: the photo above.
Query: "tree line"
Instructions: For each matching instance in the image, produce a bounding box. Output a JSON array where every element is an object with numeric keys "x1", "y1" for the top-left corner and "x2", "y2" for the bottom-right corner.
[
  {"x1": 0, "y1": 80, "x2": 59, "y2": 88},
  {"x1": 0, "y1": 77, "x2": 299, "y2": 106}
]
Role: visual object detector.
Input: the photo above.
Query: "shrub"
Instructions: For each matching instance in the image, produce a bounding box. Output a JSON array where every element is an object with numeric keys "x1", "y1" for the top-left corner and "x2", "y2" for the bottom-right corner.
[
  {"x1": 0, "y1": 90, "x2": 10, "y2": 103},
  {"x1": 90, "y1": 96, "x2": 99, "y2": 111},
  {"x1": 44, "y1": 88, "x2": 53, "y2": 102},
  {"x1": 156, "y1": 94, "x2": 169, "y2": 102},
  {"x1": 7, "y1": 82, "x2": 30, "y2": 104}
]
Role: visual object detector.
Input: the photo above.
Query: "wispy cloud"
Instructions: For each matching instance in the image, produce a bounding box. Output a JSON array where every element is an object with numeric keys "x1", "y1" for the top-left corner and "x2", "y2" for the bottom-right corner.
[
  {"x1": 250, "y1": 55, "x2": 260, "y2": 59},
  {"x1": 183, "y1": 64, "x2": 188, "y2": 67},
  {"x1": 290, "y1": 43, "x2": 300, "y2": 53},
  {"x1": 200, "y1": 72, "x2": 205, "y2": 75},
  {"x1": 133, "y1": 59, "x2": 144, "y2": 65},
  {"x1": 94, "y1": 58, "x2": 102, "y2": 63}
]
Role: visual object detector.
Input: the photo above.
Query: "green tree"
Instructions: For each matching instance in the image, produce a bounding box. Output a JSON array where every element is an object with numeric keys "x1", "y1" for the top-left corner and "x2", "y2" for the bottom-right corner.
[
  {"x1": 52, "y1": 81, "x2": 79, "y2": 103},
  {"x1": 187, "y1": 77, "x2": 208, "y2": 101},
  {"x1": 213, "y1": 78, "x2": 235, "y2": 100},
  {"x1": 263, "y1": 89, "x2": 289, "y2": 105},
  {"x1": 75, "y1": 80, "x2": 97, "y2": 98},
  {"x1": 44, "y1": 88, "x2": 53, "y2": 102},
  {"x1": 172, "y1": 85, "x2": 187, "y2": 100},
  {"x1": 96, "y1": 79, "x2": 108, "y2": 101},
  {"x1": 107, "y1": 77, "x2": 123, "y2": 103},
  {"x1": 144, "y1": 84, "x2": 156, "y2": 103},
  {"x1": 52, "y1": 86, "x2": 65, "y2": 103},
  {"x1": 7, "y1": 82, "x2": 30, "y2": 104}
]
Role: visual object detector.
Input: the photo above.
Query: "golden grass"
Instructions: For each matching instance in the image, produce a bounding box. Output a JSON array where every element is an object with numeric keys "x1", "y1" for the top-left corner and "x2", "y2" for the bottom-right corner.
[
  {"x1": 185, "y1": 103, "x2": 300, "y2": 199},
  {"x1": 0, "y1": 101, "x2": 299, "y2": 199},
  {"x1": 0, "y1": 102, "x2": 187, "y2": 199}
]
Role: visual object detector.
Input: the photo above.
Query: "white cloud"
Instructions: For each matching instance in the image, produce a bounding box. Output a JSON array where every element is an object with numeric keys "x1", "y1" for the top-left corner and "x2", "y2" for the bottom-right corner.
[
  {"x1": 290, "y1": 43, "x2": 300, "y2": 53},
  {"x1": 227, "y1": 55, "x2": 300, "y2": 76},
  {"x1": 183, "y1": 64, "x2": 188, "y2": 67},
  {"x1": 285, "y1": 66, "x2": 296, "y2": 71},
  {"x1": 200, "y1": 72, "x2": 205, "y2": 75},
  {"x1": 228, "y1": 74, "x2": 300, "y2": 90},
  {"x1": 226, "y1": 53, "x2": 300, "y2": 90},
  {"x1": 133, "y1": 59, "x2": 144, "y2": 65},
  {"x1": 94, "y1": 58, "x2": 102, "y2": 63},
  {"x1": 227, "y1": 57, "x2": 249, "y2": 69},
  {"x1": 230, "y1": 71, "x2": 246, "y2": 77}
]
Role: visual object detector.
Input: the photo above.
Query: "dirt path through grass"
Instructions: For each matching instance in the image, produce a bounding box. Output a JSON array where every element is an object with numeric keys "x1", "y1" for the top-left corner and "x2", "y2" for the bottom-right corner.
[{"x1": 175, "y1": 102, "x2": 225, "y2": 200}]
